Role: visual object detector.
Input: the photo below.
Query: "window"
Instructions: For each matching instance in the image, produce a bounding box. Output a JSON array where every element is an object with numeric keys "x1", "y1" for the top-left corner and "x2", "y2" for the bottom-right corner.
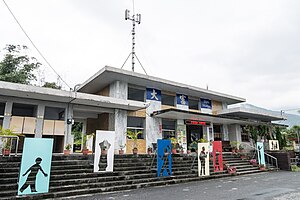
[
  {"x1": 213, "y1": 124, "x2": 222, "y2": 141},
  {"x1": 128, "y1": 87, "x2": 145, "y2": 102},
  {"x1": 189, "y1": 99, "x2": 199, "y2": 110},
  {"x1": 162, "y1": 119, "x2": 176, "y2": 139},
  {"x1": 127, "y1": 116, "x2": 145, "y2": 139},
  {"x1": 0, "y1": 103, "x2": 5, "y2": 116},
  {"x1": 161, "y1": 94, "x2": 175, "y2": 106},
  {"x1": 44, "y1": 107, "x2": 65, "y2": 120},
  {"x1": 241, "y1": 126, "x2": 250, "y2": 142},
  {"x1": 12, "y1": 103, "x2": 37, "y2": 117}
]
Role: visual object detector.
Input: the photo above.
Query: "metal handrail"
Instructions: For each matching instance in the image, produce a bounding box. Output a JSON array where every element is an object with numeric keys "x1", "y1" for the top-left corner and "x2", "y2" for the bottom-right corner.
[
  {"x1": 240, "y1": 142, "x2": 278, "y2": 169},
  {"x1": 0, "y1": 135, "x2": 19, "y2": 156},
  {"x1": 149, "y1": 149, "x2": 157, "y2": 170}
]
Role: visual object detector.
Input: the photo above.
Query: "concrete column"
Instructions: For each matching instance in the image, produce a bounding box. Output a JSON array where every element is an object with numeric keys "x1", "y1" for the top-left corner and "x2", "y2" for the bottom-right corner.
[
  {"x1": 35, "y1": 104, "x2": 45, "y2": 138},
  {"x1": 3, "y1": 101, "x2": 13, "y2": 129},
  {"x1": 146, "y1": 101, "x2": 162, "y2": 151},
  {"x1": 223, "y1": 124, "x2": 229, "y2": 141},
  {"x1": 228, "y1": 124, "x2": 242, "y2": 143},
  {"x1": 109, "y1": 81, "x2": 128, "y2": 153},
  {"x1": 64, "y1": 104, "x2": 74, "y2": 149}
]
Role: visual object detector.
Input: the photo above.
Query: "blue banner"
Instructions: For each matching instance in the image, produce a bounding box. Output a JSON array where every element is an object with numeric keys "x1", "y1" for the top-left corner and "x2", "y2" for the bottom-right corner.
[
  {"x1": 18, "y1": 138, "x2": 53, "y2": 195},
  {"x1": 176, "y1": 94, "x2": 188, "y2": 106},
  {"x1": 146, "y1": 88, "x2": 161, "y2": 101},
  {"x1": 200, "y1": 98, "x2": 212, "y2": 109},
  {"x1": 256, "y1": 142, "x2": 265, "y2": 166},
  {"x1": 157, "y1": 139, "x2": 172, "y2": 177}
]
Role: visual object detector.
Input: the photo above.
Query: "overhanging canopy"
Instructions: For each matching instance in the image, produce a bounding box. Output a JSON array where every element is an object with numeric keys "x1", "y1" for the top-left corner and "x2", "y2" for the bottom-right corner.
[{"x1": 151, "y1": 108, "x2": 272, "y2": 125}]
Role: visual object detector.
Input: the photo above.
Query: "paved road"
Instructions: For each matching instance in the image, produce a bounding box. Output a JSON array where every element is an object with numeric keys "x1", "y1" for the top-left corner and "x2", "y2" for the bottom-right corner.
[{"x1": 75, "y1": 171, "x2": 300, "y2": 200}]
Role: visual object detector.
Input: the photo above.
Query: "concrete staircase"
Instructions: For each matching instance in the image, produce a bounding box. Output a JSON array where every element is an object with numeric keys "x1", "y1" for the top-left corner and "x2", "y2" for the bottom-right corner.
[{"x1": 0, "y1": 153, "x2": 268, "y2": 200}]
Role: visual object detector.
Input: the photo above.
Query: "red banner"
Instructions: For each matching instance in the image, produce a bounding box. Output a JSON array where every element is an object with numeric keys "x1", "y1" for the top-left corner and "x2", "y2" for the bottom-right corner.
[{"x1": 213, "y1": 141, "x2": 223, "y2": 172}]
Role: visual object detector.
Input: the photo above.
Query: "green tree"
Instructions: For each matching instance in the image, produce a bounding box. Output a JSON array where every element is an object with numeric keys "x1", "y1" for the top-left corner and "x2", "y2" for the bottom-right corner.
[
  {"x1": 0, "y1": 45, "x2": 41, "y2": 84},
  {"x1": 42, "y1": 82, "x2": 61, "y2": 89}
]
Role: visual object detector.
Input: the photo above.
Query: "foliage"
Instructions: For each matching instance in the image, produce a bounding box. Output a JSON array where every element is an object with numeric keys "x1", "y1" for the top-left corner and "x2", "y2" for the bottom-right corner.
[
  {"x1": 274, "y1": 126, "x2": 287, "y2": 150},
  {"x1": 126, "y1": 130, "x2": 142, "y2": 148},
  {"x1": 0, "y1": 127, "x2": 22, "y2": 150},
  {"x1": 291, "y1": 164, "x2": 300, "y2": 172},
  {"x1": 0, "y1": 45, "x2": 41, "y2": 84},
  {"x1": 72, "y1": 122, "x2": 83, "y2": 145},
  {"x1": 65, "y1": 144, "x2": 72, "y2": 150},
  {"x1": 43, "y1": 82, "x2": 61, "y2": 89}
]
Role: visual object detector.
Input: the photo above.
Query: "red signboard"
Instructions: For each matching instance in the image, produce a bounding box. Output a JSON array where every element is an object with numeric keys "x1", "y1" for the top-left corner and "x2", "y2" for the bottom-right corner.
[
  {"x1": 185, "y1": 120, "x2": 210, "y2": 126},
  {"x1": 213, "y1": 141, "x2": 223, "y2": 172}
]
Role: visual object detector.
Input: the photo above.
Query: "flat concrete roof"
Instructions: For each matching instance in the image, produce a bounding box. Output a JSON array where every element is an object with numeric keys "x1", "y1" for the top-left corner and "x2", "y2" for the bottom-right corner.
[
  {"x1": 0, "y1": 81, "x2": 147, "y2": 111},
  {"x1": 151, "y1": 108, "x2": 269, "y2": 125},
  {"x1": 78, "y1": 66, "x2": 245, "y2": 105},
  {"x1": 217, "y1": 105, "x2": 286, "y2": 122}
]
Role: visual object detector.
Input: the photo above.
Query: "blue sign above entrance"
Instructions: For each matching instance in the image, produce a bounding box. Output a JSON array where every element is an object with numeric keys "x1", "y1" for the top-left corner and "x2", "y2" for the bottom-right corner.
[
  {"x1": 146, "y1": 88, "x2": 161, "y2": 101},
  {"x1": 176, "y1": 94, "x2": 188, "y2": 106},
  {"x1": 200, "y1": 98, "x2": 212, "y2": 109}
]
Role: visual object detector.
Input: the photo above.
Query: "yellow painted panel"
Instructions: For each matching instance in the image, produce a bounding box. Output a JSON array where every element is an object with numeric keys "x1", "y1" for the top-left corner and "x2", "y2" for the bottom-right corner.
[
  {"x1": 128, "y1": 109, "x2": 146, "y2": 117},
  {"x1": 10, "y1": 116, "x2": 24, "y2": 133},
  {"x1": 126, "y1": 139, "x2": 146, "y2": 154},
  {"x1": 212, "y1": 101, "x2": 222, "y2": 115},
  {"x1": 43, "y1": 120, "x2": 54, "y2": 135},
  {"x1": 23, "y1": 117, "x2": 36, "y2": 135},
  {"x1": 54, "y1": 120, "x2": 65, "y2": 136}
]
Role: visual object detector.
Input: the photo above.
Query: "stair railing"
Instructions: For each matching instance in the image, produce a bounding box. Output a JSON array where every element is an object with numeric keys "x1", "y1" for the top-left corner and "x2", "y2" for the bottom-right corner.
[
  {"x1": 240, "y1": 142, "x2": 278, "y2": 169},
  {"x1": 0, "y1": 135, "x2": 19, "y2": 156},
  {"x1": 190, "y1": 153, "x2": 198, "y2": 170},
  {"x1": 149, "y1": 149, "x2": 157, "y2": 170}
]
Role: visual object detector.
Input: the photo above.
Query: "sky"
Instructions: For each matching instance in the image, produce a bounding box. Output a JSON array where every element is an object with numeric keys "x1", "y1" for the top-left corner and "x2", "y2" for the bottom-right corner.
[{"x1": 1, "y1": 0, "x2": 300, "y2": 113}]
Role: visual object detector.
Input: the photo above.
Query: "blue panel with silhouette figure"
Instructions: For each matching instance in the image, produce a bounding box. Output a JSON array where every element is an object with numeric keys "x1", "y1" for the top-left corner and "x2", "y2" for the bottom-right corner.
[
  {"x1": 18, "y1": 138, "x2": 53, "y2": 195},
  {"x1": 256, "y1": 142, "x2": 265, "y2": 166},
  {"x1": 157, "y1": 139, "x2": 172, "y2": 177}
]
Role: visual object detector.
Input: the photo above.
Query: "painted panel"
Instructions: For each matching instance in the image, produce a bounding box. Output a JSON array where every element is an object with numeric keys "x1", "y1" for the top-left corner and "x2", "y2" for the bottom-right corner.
[
  {"x1": 269, "y1": 140, "x2": 279, "y2": 150},
  {"x1": 23, "y1": 117, "x2": 36, "y2": 135},
  {"x1": 213, "y1": 141, "x2": 223, "y2": 172},
  {"x1": 10, "y1": 116, "x2": 24, "y2": 133},
  {"x1": 198, "y1": 143, "x2": 210, "y2": 176},
  {"x1": 42, "y1": 120, "x2": 54, "y2": 135},
  {"x1": 126, "y1": 139, "x2": 146, "y2": 154},
  {"x1": 54, "y1": 120, "x2": 64, "y2": 136},
  {"x1": 146, "y1": 88, "x2": 161, "y2": 101},
  {"x1": 157, "y1": 139, "x2": 172, "y2": 177},
  {"x1": 256, "y1": 142, "x2": 265, "y2": 165},
  {"x1": 18, "y1": 138, "x2": 53, "y2": 195},
  {"x1": 176, "y1": 94, "x2": 188, "y2": 106},
  {"x1": 94, "y1": 130, "x2": 115, "y2": 172}
]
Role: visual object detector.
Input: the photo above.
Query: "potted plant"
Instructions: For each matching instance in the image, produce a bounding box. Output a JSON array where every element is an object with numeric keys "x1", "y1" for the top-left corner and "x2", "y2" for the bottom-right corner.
[
  {"x1": 170, "y1": 137, "x2": 178, "y2": 154},
  {"x1": 178, "y1": 145, "x2": 184, "y2": 154},
  {"x1": 0, "y1": 127, "x2": 22, "y2": 156},
  {"x1": 127, "y1": 130, "x2": 142, "y2": 155},
  {"x1": 119, "y1": 144, "x2": 126, "y2": 155},
  {"x1": 187, "y1": 145, "x2": 192, "y2": 154},
  {"x1": 64, "y1": 144, "x2": 72, "y2": 155},
  {"x1": 147, "y1": 145, "x2": 153, "y2": 155},
  {"x1": 82, "y1": 134, "x2": 89, "y2": 155},
  {"x1": 250, "y1": 159, "x2": 257, "y2": 166},
  {"x1": 259, "y1": 164, "x2": 266, "y2": 170}
]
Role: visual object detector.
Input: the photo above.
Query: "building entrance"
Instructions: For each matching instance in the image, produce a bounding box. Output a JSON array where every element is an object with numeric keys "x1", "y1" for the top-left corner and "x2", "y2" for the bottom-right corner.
[{"x1": 186, "y1": 125, "x2": 203, "y2": 148}]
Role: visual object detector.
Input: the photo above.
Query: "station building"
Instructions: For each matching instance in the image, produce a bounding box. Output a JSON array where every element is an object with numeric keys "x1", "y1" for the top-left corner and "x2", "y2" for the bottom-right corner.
[{"x1": 0, "y1": 66, "x2": 285, "y2": 153}]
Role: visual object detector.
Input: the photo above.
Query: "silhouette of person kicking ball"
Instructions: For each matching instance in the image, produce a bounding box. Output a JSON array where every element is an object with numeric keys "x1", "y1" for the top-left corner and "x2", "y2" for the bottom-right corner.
[
  {"x1": 158, "y1": 144, "x2": 171, "y2": 176},
  {"x1": 19, "y1": 157, "x2": 48, "y2": 193}
]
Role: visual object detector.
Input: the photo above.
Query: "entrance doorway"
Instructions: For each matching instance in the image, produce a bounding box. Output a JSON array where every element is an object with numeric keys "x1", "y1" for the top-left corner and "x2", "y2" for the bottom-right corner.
[{"x1": 187, "y1": 125, "x2": 203, "y2": 148}]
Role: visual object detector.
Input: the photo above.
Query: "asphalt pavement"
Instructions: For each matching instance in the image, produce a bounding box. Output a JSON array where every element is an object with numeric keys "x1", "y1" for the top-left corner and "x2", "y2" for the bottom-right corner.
[{"x1": 73, "y1": 171, "x2": 300, "y2": 200}]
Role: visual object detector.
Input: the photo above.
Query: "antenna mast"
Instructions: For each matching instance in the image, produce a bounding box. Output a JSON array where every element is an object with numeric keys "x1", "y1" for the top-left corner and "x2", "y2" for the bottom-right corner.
[{"x1": 124, "y1": 9, "x2": 141, "y2": 72}]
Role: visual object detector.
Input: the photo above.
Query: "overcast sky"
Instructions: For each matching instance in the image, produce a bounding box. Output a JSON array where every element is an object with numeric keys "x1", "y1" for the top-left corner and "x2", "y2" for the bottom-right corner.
[{"x1": 1, "y1": 0, "x2": 300, "y2": 113}]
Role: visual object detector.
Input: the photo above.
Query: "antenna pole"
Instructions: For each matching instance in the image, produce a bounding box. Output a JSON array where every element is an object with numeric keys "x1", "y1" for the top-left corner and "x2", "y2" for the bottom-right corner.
[
  {"x1": 132, "y1": 17, "x2": 135, "y2": 71},
  {"x1": 125, "y1": 9, "x2": 141, "y2": 72}
]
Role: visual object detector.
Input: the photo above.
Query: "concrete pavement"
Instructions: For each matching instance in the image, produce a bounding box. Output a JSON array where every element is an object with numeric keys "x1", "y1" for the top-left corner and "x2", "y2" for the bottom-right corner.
[{"x1": 72, "y1": 171, "x2": 300, "y2": 200}]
